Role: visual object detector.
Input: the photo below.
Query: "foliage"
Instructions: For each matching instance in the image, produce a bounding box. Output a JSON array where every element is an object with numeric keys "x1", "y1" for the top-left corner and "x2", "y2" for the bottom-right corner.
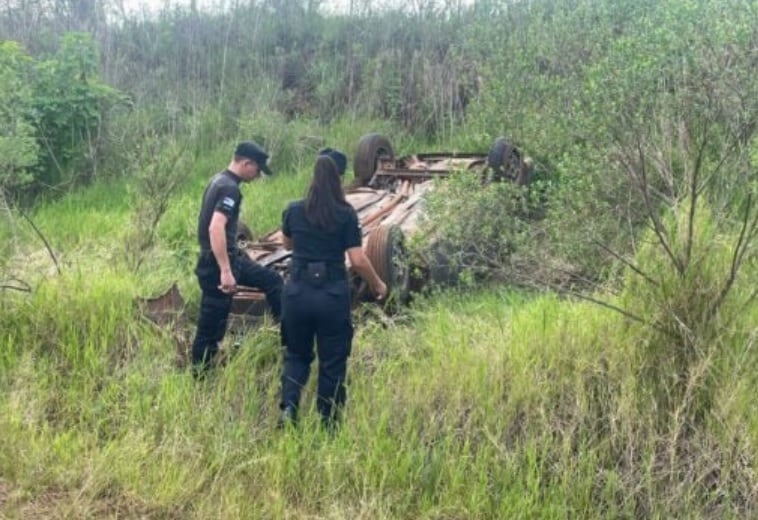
[
  {"x1": 3, "y1": 0, "x2": 753, "y2": 214},
  {"x1": 0, "y1": 34, "x2": 124, "y2": 202},
  {"x1": 0, "y1": 0, "x2": 756, "y2": 516},
  {"x1": 0, "y1": 41, "x2": 38, "y2": 193},
  {"x1": 29, "y1": 32, "x2": 124, "y2": 191},
  {"x1": 416, "y1": 171, "x2": 551, "y2": 288},
  {"x1": 123, "y1": 135, "x2": 187, "y2": 273},
  {"x1": 0, "y1": 278, "x2": 755, "y2": 517},
  {"x1": 620, "y1": 199, "x2": 756, "y2": 423}
]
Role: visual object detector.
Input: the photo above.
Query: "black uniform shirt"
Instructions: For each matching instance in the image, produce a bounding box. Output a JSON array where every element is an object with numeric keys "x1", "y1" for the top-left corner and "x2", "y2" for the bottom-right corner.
[
  {"x1": 197, "y1": 170, "x2": 242, "y2": 252},
  {"x1": 282, "y1": 200, "x2": 362, "y2": 264}
]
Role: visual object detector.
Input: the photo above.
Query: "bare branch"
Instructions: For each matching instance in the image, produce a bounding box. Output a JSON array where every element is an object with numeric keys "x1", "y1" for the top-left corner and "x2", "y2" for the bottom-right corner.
[
  {"x1": 562, "y1": 289, "x2": 676, "y2": 338},
  {"x1": 1, "y1": 284, "x2": 31, "y2": 292},
  {"x1": 685, "y1": 116, "x2": 710, "y2": 267},
  {"x1": 707, "y1": 194, "x2": 758, "y2": 319},
  {"x1": 20, "y1": 209, "x2": 61, "y2": 275},
  {"x1": 635, "y1": 138, "x2": 684, "y2": 275},
  {"x1": 591, "y1": 239, "x2": 659, "y2": 287},
  {"x1": 1, "y1": 277, "x2": 31, "y2": 293}
]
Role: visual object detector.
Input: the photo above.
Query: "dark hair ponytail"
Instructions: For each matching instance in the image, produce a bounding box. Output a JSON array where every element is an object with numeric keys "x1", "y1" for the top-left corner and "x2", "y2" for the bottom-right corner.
[{"x1": 305, "y1": 155, "x2": 346, "y2": 230}]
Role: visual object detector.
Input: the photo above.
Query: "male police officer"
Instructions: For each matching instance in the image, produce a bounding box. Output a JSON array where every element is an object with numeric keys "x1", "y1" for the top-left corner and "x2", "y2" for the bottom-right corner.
[{"x1": 191, "y1": 141, "x2": 283, "y2": 374}]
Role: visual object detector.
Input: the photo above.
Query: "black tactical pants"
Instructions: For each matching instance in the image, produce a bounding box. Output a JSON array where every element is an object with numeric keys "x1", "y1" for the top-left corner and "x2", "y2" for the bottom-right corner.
[
  {"x1": 191, "y1": 250, "x2": 283, "y2": 368},
  {"x1": 280, "y1": 277, "x2": 353, "y2": 424}
]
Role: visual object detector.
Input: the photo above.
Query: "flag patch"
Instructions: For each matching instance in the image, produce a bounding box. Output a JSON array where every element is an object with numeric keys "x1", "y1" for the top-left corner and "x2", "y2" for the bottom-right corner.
[{"x1": 222, "y1": 197, "x2": 235, "y2": 209}]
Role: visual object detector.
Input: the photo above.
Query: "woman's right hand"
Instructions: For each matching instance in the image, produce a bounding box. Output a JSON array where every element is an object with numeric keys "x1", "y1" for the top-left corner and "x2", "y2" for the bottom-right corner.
[{"x1": 346, "y1": 246, "x2": 389, "y2": 301}]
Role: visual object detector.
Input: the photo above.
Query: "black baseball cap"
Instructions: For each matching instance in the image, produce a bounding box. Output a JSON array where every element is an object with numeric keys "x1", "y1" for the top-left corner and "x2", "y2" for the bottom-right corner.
[
  {"x1": 318, "y1": 147, "x2": 347, "y2": 176},
  {"x1": 235, "y1": 141, "x2": 273, "y2": 176}
]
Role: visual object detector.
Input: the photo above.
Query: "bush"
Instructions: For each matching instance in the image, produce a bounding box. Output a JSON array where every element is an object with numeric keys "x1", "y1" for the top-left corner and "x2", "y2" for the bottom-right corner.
[
  {"x1": 0, "y1": 41, "x2": 38, "y2": 193},
  {"x1": 415, "y1": 171, "x2": 551, "y2": 289}
]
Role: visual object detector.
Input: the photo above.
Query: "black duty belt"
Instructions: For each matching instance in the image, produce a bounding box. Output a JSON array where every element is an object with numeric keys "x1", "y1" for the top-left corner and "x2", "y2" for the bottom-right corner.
[{"x1": 290, "y1": 260, "x2": 346, "y2": 284}]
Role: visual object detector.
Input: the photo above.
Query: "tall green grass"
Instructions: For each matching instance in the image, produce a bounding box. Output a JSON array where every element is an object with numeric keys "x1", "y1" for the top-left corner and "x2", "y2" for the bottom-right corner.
[
  {"x1": 1, "y1": 265, "x2": 754, "y2": 517},
  {"x1": 1, "y1": 127, "x2": 755, "y2": 519}
]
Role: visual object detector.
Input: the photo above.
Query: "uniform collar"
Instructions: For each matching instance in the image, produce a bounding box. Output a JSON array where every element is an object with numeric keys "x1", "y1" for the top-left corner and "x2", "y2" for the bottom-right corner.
[{"x1": 222, "y1": 169, "x2": 243, "y2": 185}]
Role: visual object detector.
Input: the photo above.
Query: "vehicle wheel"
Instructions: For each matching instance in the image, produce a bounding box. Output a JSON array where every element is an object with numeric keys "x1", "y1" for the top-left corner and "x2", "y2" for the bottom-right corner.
[
  {"x1": 354, "y1": 133, "x2": 394, "y2": 187},
  {"x1": 236, "y1": 222, "x2": 254, "y2": 244},
  {"x1": 364, "y1": 224, "x2": 410, "y2": 306},
  {"x1": 487, "y1": 137, "x2": 526, "y2": 184}
]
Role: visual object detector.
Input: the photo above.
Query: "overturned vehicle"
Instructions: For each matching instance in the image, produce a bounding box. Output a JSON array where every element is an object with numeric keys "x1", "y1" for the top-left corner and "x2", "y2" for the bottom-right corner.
[{"x1": 230, "y1": 133, "x2": 532, "y2": 315}]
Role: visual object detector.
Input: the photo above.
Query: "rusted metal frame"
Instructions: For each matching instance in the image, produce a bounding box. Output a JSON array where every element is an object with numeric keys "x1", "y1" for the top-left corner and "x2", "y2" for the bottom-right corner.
[
  {"x1": 258, "y1": 247, "x2": 292, "y2": 267},
  {"x1": 380, "y1": 191, "x2": 426, "y2": 228},
  {"x1": 233, "y1": 187, "x2": 403, "y2": 304},
  {"x1": 346, "y1": 190, "x2": 392, "y2": 213},
  {"x1": 233, "y1": 289, "x2": 266, "y2": 300},
  {"x1": 360, "y1": 181, "x2": 411, "y2": 232},
  {"x1": 245, "y1": 241, "x2": 280, "y2": 250},
  {"x1": 374, "y1": 169, "x2": 452, "y2": 179},
  {"x1": 413, "y1": 152, "x2": 482, "y2": 161}
]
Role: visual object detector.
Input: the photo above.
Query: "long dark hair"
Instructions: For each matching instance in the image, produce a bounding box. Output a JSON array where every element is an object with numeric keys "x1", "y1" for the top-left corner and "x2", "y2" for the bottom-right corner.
[{"x1": 305, "y1": 155, "x2": 347, "y2": 230}]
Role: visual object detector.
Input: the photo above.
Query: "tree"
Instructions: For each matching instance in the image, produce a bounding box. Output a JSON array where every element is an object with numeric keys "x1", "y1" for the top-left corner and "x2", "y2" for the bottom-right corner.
[
  {"x1": 0, "y1": 41, "x2": 39, "y2": 193},
  {"x1": 30, "y1": 32, "x2": 123, "y2": 191}
]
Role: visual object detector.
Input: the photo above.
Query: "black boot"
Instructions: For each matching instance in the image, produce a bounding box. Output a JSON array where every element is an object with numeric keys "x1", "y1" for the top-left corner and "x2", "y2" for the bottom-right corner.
[
  {"x1": 320, "y1": 408, "x2": 341, "y2": 435},
  {"x1": 277, "y1": 405, "x2": 298, "y2": 429}
]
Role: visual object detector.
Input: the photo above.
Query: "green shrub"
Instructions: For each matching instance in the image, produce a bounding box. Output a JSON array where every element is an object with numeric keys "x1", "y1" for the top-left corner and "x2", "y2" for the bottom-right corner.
[
  {"x1": 0, "y1": 41, "x2": 38, "y2": 193},
  {"x1": 30, "y1": 33, "x2": 124, "y2": 189},
  {"x1": 620, "y1": 199, "x2": 755, "y2": 424},
  {"x1": 415, "y1": 171, "x2": 549, "y2": 288}
]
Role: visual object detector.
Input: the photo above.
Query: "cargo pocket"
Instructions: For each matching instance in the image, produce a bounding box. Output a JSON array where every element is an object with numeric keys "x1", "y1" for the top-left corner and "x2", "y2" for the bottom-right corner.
[{"x1": 326, "y1": 282, "x2": 350, "y2": 312}]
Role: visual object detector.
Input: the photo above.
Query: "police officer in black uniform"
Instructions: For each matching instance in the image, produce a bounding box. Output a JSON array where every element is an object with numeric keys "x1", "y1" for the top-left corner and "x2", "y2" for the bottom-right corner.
[
  {"x1": 278, "y1": 149, "x2": 387, "y2": 428},
  {"x1": 191, "y1": 141, "x2": 283, "y2": 374}
]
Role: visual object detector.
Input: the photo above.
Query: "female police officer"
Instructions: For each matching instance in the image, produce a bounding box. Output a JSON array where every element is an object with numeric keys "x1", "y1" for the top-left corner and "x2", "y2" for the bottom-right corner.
[{"x1": 278, "y1": 150, "x2": 387, "y2": 429}]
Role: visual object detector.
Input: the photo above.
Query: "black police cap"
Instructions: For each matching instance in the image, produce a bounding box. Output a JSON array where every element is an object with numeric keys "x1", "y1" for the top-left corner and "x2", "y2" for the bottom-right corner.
[
  {"x1": 318, "y1": 147, "x2": 347, "y2": 176},
  {"x1": 235, "y1": 141, "x2": 273, "y2": 176}
]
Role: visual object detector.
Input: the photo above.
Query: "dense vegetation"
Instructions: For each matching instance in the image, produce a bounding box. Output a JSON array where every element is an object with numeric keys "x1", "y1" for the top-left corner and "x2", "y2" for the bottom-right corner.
[{"x1": 1, "y1": 0, "x2": 756, "y2": 517}]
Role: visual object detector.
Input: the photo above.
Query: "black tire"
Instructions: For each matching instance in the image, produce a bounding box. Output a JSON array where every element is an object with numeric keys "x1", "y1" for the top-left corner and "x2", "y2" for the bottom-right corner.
[
  {"x1": 364, "y1": 224, "x2": 410, "y2": 306},
  {"x1": 354, "y1": 133, "x2": 394, "y2": 187},
  {"x1": 487, "y1": 137, "x2": 525, "y2": 184},
  {"x1": 236, "y1": 222, "x2": 254, "y2": 244}
]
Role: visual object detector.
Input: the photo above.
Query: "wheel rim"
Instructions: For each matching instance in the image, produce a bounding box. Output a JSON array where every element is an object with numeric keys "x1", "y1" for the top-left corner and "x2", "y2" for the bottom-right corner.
[
  {"x1": 354, "y1": 133, "x2": 394, "y2": 187},
  {"x1": 364, "y1": 224, "x2": 410, "y2": 304}
]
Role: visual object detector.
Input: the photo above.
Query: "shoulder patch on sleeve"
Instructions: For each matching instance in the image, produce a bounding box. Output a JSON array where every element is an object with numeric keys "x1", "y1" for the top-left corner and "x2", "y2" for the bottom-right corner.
[{"x1": 222, "y1": 196, "x2": 236, "y2": 210}]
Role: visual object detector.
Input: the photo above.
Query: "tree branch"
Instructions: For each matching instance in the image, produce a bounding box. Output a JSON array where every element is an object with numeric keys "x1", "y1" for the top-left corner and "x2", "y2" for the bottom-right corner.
[
  {"x1": 562, "y1": 289, "x2": 676, "y2": 338},
  {"x1": 707, "y1": 194, "x2": 758, "y2": 320},
  {"x1": 685, "y1": 116, "x2": 710, "y2": 267},
  {"x1": 635, "y1": 138, "x2": 683, "y2": 275},
  {"x1": 1, "y1": 277, "x2": 31, "y2": 293},
  {"x1": 591, "y1": 239, "x2": 659, "y2": 287},
  {"x1": 20, "y1": 209, "x2": 61, "y2": 275}
]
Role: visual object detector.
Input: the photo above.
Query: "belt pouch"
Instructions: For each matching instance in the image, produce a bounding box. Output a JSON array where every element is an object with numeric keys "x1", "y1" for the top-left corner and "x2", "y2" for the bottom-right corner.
[{"x1": 306, "y1": 261, "x2": 327, "y2": 287}]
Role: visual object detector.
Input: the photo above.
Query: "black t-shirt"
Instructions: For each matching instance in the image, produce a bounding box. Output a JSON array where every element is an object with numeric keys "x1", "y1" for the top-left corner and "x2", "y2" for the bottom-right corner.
[
  {"x1": 197, "y1": 170, "x2": 242, "y2": 251},
  {"x1": 282, "y1": 200, "x2": 362, "y2": 264}
]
